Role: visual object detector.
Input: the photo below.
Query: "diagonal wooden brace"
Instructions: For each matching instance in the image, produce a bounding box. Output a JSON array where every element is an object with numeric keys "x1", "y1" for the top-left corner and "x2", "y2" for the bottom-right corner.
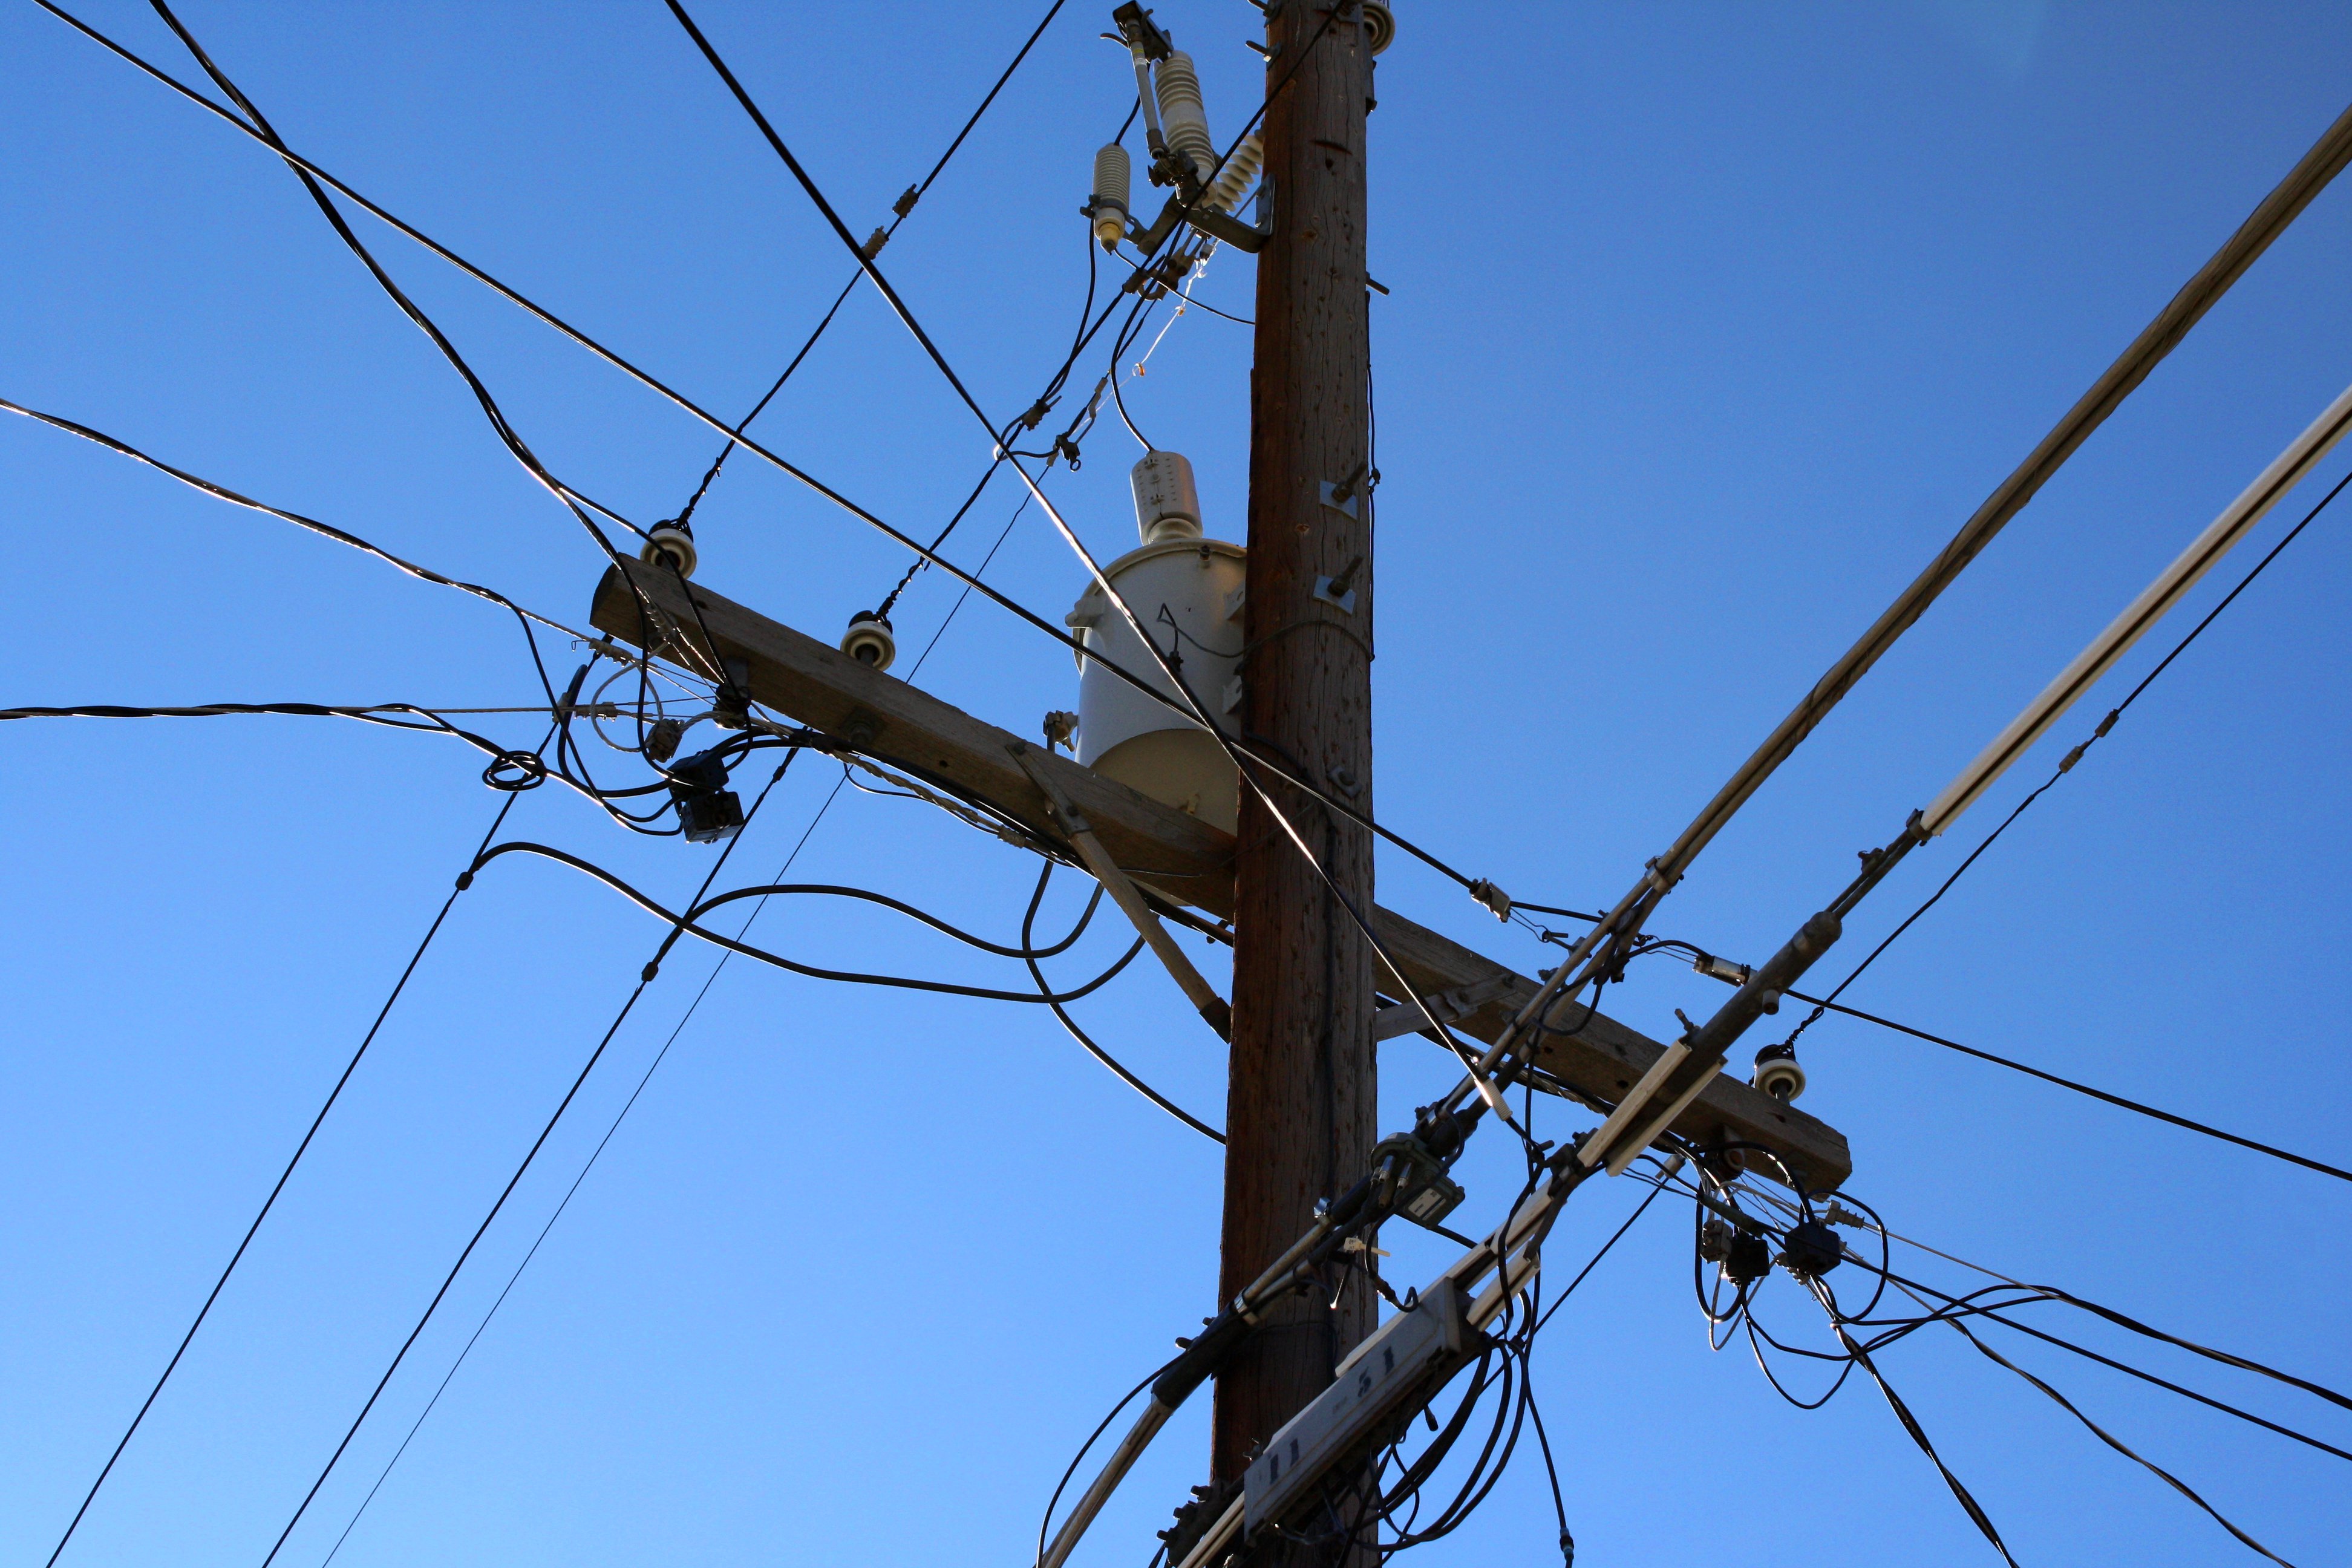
[{"x1": 1012, "y1": 742, "x2": 1233, "y2": 1041}]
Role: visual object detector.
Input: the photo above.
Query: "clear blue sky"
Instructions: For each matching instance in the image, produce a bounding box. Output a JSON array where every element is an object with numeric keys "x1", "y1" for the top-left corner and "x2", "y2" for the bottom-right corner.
[{"x1": 4, "y1": 2, "x2": 2348, "y2": 1565}]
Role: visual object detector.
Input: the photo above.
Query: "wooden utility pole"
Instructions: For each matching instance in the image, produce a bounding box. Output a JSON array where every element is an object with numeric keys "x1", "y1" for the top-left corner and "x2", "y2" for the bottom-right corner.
[{"x1": 1215, "y1": 1, "x2": 1379, "y2": 1494}]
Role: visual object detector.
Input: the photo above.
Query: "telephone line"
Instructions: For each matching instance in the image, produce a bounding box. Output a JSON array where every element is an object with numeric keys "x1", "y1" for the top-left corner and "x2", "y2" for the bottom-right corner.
[
  {"x1": 1778, "y1": 462, "x2": 2352, "y2": 1053},
  {"x1": 1783, "y1": 990, "x2": 2350, "y2": 1183},
  {"x1": 249, "y1": 740, "x2": 787, "y2": 1566},
  {"x1": 666, "y1": 0, "x2": 1070, "y2": 532},
  {"x1": 34, "y1": 1, "x2": 1515, "y2": 919},
  {"x1": 39, "y1": 744, "x2": 548, "y2": 1568}
]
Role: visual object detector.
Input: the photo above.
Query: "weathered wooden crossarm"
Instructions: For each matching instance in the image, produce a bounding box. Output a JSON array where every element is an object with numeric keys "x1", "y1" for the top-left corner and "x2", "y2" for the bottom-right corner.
[
  {"x1": 591, "y1": 565, "x2": 1852, "y2": 1191},
  {"x1": 590, "y1": 563, "x2": 1236, "y2": 907},
  {"x1": 1364, "y1": 912, "x2": 1849, "y2": 1191}
]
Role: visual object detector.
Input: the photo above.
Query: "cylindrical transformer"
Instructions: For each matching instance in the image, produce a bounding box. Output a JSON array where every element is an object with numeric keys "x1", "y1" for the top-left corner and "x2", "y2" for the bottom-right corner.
[
  {"x1": 1068, "y1": 453, "x2": 1241, "y2": 832},
  {"x1": 1091, "y1": 143, "x2": 1131, "y2": 248}
]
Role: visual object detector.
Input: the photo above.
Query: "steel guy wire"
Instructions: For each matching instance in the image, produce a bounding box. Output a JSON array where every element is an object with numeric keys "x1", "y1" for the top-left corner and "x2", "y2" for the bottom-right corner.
[{"x1": 38, "y1": 735, "x2": 550, "y2": 1568}]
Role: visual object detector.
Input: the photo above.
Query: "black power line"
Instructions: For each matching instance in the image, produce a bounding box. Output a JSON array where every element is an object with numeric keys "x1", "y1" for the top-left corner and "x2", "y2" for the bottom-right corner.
[
  {"x1": 312, "y1": 751, "x2": 815, "y2": 1563},
  {"x1": 38, "y1": 747, "x2": 548, "y2": 1568},
  {"x1": 30, "y1": 1, "x2": 1530, "y2": 926},
  {"x1": 665, "y1": 0, "x2": 1070, "y2": 534},
  {"x1": 469, "y1": 839, "x2": 1145, "y2": 1005},
  {"x1": 1938, "y1": 1312, "x2": 2295, "y2": 1566},
  {"x1": 246, "y1": 737, "x2": 788, "y2": 1566},
  {"x1": 1783, "y1": 989, "x2": 2351, "y2": 1184},
  {"x1": 1779, "y1": 462, "x2": 2352, "y2": 1051}
]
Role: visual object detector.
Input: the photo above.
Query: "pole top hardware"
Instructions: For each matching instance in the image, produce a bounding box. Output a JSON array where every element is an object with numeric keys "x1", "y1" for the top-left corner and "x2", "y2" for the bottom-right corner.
[{"x1": 1112, "y1": 2, "x2": 1172, "y2": 61}]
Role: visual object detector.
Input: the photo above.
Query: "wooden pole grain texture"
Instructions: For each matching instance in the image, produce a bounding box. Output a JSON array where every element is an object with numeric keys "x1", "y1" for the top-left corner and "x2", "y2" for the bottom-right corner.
[{"x1": 1214, "y1": 0, "x2": 1379, "y2": 1507}]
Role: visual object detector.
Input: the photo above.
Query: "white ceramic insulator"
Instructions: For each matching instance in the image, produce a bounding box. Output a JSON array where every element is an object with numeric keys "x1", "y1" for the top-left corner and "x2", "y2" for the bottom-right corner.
[
  {"x1": 1091, "y1": 143, "x2": 1131, "y2": 246},
  {"x1": 1154, "y1": 51, "x2": 1217, "y2": 184},
  {"x1": 1130, "y1": 451, "x2": 1202, "y2": 544},
  {"x1": 1201, "y1": 132, "x2": 1261, "y2": 214},
  {"x1": 840, "y1": 613, "x2": 897, "y2": 673},
  {"x1": 640, "y1": 524, "x2": 697, "y2": 580}
]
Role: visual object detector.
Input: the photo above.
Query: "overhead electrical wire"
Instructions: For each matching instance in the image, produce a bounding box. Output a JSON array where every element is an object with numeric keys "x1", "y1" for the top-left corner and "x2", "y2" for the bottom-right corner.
[
  {"x1": 1920, "y1": 1289, "x2": 2296, "y2": 1564},
  {"x1": 468, "y1": 839, "x2": 1145, "y2": 1004},
  {"x1": 1648, "y1": 920, "x2": 2351, "y2": 1184},
  {"x1": 246, "y1": 735, "x2": 789, "y2": 1567},
  {"x1": 1781, "y1": 988, "x2": 2351, "y2": 1184},
  {"x1": 1680, "y1": 1168, "x2": 2352, "y2": 1465},
  {"x1": 1021, "y1": 859, "x2": 1224, "y2": 1142},
  {"x1": 316, "y1": 750, "x2": 818, "y2": 1563},
  {"x1": 33, "y1": 0, "x2": 1116, "y2": 690},
  {"x1": 0, "y1": 397, "x2": 598, "y2": 665},
  {"x1": 661, "y1": 0, "x2": 1535, "y2": 1132},
  {"x1": 1813, "y1": 1285, "x2": 2021, "y2": 1567},
  {"x1": 30, "y1": 0, "x2": 1525, "y2": 927},
  {"x1": 663, "y1": 0, "x2": 1070, "y2": 535},
  {"x1": 1774, "y1": 463, "x2": 2352, "y2": 1053},
  {"x1": 0, "y1": 700, "x2": 559, "y2": 777},
  {"x1": 1657, "y1": 1171, "x2": 2321, "y2": 1563},
  {"x1": 37, "y1": 740, "x2": 550, "y2": 1568},
  {"x1": 143, "y1": 0, "x2": 642, "y2": 574}
]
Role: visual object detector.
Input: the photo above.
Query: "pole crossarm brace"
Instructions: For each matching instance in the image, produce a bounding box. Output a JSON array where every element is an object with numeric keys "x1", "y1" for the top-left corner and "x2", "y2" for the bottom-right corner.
[
  {"x1": 1012, "y1": 740, "x2": 1233, "y2": 1039},
  {"x1": 590, "y1": 566, "x2": 1853, "y2": 1192}
]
